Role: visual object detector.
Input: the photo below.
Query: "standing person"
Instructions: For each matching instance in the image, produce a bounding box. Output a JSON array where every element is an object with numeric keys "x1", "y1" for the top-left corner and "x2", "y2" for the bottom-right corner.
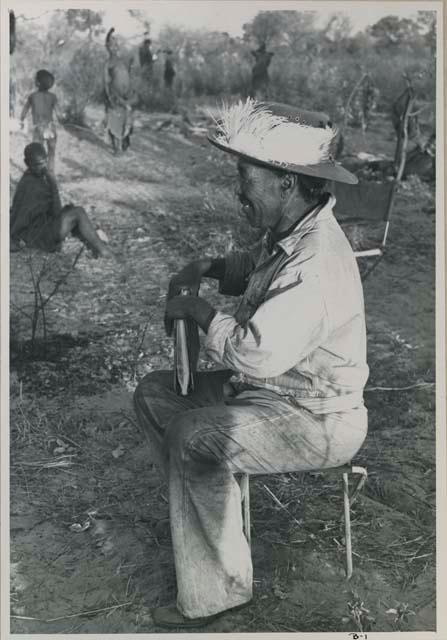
[
  {"x1": 163, "y1": 49, "x2": 176, "y2": 111},
  {"x1": 361, "y1": 75, "x2": 379, "y2": 133},
  {"x1": 250, "y1": 42, "x2": 274, "y2": 99},
  {"x1": 104, "y1": 28, "x2": 134, "y2": 155},
  {"x1": 20, "y1": 69, "x2": 61, "y2": 174},
  {"x1": 10, "y1": 142, "x2": 113, "y2": 259},
  {"x1": 133, "y1": 99, "x2": 368, "y2": 628},
  {"x1": 163, "y1": 49, "x2": 176, "y2": 90},
  {"x1": 139, "y1": 34, "x2": 155, "y2": 79}
]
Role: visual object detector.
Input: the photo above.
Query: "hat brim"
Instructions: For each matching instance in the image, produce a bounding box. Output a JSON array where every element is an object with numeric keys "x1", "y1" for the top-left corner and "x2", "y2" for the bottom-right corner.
[{"x1": 208, "y1": 136, "x2": 358, "y2": 185}]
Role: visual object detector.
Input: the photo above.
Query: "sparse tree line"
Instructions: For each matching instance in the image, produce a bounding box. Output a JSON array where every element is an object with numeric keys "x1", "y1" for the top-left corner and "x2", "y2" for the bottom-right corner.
[{"x1": 9, "y1": 8, "x2": 435, "y2": 130}]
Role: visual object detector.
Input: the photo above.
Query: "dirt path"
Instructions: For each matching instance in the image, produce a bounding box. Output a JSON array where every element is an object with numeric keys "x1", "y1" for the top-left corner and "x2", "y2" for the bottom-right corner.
[{"x1": 9, "y1": 108, "x2": 436, "y2": 633}]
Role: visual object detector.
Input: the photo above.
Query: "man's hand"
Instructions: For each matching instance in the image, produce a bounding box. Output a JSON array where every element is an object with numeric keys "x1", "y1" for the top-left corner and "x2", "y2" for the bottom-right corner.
[
  {"x1": 165, "y1": 259, "x2": 212, "y2": 334},
  {"x1": 167, "y1": 259, "x2": 212, "y2": 301},
  {"x1": 165, "y1": 295, "x2": 216, "y2": 335}
]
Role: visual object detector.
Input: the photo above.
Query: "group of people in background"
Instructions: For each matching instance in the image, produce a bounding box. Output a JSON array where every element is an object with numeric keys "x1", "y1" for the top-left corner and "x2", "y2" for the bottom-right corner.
[
  {"x1": 11, "y1": 58, "x2": 115, "y2": 256},
  {"x1": 10, "y1": 21, "x2": 276, "y2": 260}
]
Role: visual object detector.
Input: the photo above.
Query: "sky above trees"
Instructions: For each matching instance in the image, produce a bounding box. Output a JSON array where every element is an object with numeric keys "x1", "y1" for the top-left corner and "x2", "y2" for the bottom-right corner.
[{"x1": 12, "y1": 1, "x2": 426, "y2": 41}]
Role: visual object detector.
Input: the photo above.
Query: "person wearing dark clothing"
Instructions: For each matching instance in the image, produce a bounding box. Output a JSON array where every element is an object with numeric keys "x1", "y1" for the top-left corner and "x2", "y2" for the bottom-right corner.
[
  {"x1": 10, "y1": 10, "x2": 16, "y2": 54},
  {"x1": 139, "y1": 35, "x2": 154, "y2": 78},
  {"x1": 10, "y1": 143, "x2": 113, "y2": 258},
  {"x1": 164, "y1": 50, "x2": 176, "y2": 89},
  {"x1": 250, "y1": 43, "x2": 274, "y2": 99}
]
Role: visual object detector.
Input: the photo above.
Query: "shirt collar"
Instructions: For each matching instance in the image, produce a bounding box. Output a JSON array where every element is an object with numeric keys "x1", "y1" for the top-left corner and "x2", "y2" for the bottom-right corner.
[{"x1": 266, "y1": 192, "x2": 336, "y2": 257}]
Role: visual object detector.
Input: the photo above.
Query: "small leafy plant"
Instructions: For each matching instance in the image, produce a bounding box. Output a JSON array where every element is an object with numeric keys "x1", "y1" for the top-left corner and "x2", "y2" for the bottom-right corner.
[{"x1": 342, "y1": 592, "x2": 376, "y2": 632}]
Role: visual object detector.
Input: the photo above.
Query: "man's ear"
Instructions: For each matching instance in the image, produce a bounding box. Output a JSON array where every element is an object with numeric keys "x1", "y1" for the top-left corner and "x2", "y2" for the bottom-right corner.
[{"x1": 281, "y1": 173, "x2": 296, "y2": 193}]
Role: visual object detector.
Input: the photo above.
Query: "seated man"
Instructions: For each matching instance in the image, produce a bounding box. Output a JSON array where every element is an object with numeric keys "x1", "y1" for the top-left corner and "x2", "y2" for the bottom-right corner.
[
  {"x1": 133, "y1": 100, "x2": 369, "y2": 628},
  {"x1": 10, "y1": 143, "x2": 113, "y2": 258}
]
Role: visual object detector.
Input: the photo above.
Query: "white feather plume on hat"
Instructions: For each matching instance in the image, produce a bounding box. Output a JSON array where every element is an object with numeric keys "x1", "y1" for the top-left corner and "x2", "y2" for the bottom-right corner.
[
  {"x1": 213, "y1": 98, "x2": 337, "y2": 167},
  {"x1": 209, "y1": 98, "x2": 358, "y2": 184}
]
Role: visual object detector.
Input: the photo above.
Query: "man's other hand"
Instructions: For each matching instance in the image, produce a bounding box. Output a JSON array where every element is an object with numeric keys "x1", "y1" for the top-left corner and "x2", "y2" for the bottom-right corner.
[{"x1": 165, "y1": 295, "x2": 216, "y2": 335}]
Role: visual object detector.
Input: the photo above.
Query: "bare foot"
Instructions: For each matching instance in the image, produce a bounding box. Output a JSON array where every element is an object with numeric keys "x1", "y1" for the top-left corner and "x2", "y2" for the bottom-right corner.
[{"x1": 98, "y1": 244, "x2": 117, "y2": 260}]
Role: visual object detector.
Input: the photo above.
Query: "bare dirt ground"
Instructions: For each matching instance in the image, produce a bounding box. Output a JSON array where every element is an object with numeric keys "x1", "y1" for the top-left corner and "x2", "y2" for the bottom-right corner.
[{"x1": 9, "y1": 106, "x2": 436, "y2": 633}]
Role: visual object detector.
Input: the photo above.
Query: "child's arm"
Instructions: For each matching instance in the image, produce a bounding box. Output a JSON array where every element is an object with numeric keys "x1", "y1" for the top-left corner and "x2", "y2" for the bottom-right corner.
[
  {"x1": 43, "y1": 169, "x2": 63, "y2": 216},
  {"x1": 19, "y1": 95, "x2": 31, "y2": 128}
]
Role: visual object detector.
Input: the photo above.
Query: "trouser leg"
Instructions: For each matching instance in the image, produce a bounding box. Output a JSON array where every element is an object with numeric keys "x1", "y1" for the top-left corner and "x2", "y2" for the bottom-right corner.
[
  {"x1": 134, "y1": 372, "x2": 367, "y2": 618},
  {"x1": 133, "y1": 369, "x2": 232, "y2": 476},
  {"x1": 134, "y1": 369, "x2": 250, "y2": 617}
]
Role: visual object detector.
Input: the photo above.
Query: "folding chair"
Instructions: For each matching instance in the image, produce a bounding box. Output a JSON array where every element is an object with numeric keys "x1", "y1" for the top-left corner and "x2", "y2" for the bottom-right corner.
[
  {"x1": 333, "y1": 179, "x2": 396, "y2": 280},
  {"x1": 240, "y1": 465, "x2": 367, "y2": 580}
]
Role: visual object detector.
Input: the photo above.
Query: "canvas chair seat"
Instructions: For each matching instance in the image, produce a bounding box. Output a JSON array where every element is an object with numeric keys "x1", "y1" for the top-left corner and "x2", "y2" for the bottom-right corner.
[{"x1": 332, "y1": 179, "x2": 396, "y2": 279}]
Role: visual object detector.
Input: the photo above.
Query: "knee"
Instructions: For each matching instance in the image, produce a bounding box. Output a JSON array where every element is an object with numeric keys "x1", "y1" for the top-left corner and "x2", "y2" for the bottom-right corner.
[
  {"x1": 61, "y1": 206, "x2": 84, "y2": 224},
  {"x1": 165, "y1": 413, "x2": 199, "y2": 459},
  {"x1": 69, "y1": 206, "x2": 86, "y2": 218},
  {"x1": 166, "y1": 411, "x2": 225, "y2": 465},
  {"x1": 134, "y1": 370, "x2": 172, "y2": 406}
]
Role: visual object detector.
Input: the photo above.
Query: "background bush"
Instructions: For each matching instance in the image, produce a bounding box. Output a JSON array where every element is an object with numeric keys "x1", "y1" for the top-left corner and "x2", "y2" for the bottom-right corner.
[{"x1": 10, "y1": 8, "x2": 436, "y2": 128}]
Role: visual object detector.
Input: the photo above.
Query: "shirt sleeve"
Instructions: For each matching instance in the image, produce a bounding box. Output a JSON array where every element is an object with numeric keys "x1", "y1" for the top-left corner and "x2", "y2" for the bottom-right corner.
[
  {"x1": 205, "y1": 270, "x2": 328, "y2": 378},
  {"x1": 218, "y1": 244, "x2": 261, "y2": 297}
]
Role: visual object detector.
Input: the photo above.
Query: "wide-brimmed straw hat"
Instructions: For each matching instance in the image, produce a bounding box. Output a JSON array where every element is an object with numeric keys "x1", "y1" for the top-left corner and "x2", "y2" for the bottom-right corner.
[{"x1": 208, "y1": 98, "x2": 358, "y2": 184}]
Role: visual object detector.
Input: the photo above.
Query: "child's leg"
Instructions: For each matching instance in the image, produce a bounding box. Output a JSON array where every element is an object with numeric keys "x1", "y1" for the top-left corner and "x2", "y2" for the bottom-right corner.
[
  {"x1": 58, "y1": 207, "x2": 114, "y2": 258},
  {"x1": 32, "y1": 128, "x2": 44, "y2": 143},
  {"x1": 122, "y1": 134, "x2": 130, "y2": 151},
  {"x1": 46, "y1": 137, "x2": 57, "y2": 174},
  {"x1": 108, "y1": 132, "x2": 119, "y2": 154}
]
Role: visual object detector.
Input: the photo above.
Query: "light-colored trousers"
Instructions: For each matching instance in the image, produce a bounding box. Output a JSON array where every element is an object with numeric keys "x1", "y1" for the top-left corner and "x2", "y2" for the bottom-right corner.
[{"x1": 133, "y1": 369, "x2": 367, "y2": 618}]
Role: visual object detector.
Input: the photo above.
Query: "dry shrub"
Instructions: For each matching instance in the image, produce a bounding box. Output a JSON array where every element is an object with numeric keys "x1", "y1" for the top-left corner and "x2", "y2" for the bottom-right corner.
[{"x1": 58, "y1": 44, "x2": 106, "y2": 125}]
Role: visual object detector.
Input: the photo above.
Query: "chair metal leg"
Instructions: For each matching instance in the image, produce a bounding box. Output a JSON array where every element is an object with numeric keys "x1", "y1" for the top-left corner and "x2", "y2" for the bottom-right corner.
[
  {"x1": 343, "y1": 472, "x2": 353, "y2": 580},
  {"x1": 342, "y1": 465, "x2": 368, "y2": 580},
  {"x1": 239, "y1": 465, "x2": 366, "y2": 581},
  {"x1": 240, "y1": 473, "x2": 251, "y2": 547}
]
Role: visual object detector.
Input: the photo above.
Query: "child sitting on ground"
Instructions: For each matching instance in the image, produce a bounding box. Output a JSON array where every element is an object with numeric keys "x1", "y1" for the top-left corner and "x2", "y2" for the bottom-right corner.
[
  {"x1": 20, "y1": 69, "x2": 61, "y2": 174},
  {"x1": 10, "y1": 143, "x2": 113, "y2": 259}
]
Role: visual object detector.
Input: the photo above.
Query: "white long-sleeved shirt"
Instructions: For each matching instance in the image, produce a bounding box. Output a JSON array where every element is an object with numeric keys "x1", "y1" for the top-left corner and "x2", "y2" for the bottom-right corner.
[{"x1": 205, "y1": 194, "x2": 369, "y2": 414}]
